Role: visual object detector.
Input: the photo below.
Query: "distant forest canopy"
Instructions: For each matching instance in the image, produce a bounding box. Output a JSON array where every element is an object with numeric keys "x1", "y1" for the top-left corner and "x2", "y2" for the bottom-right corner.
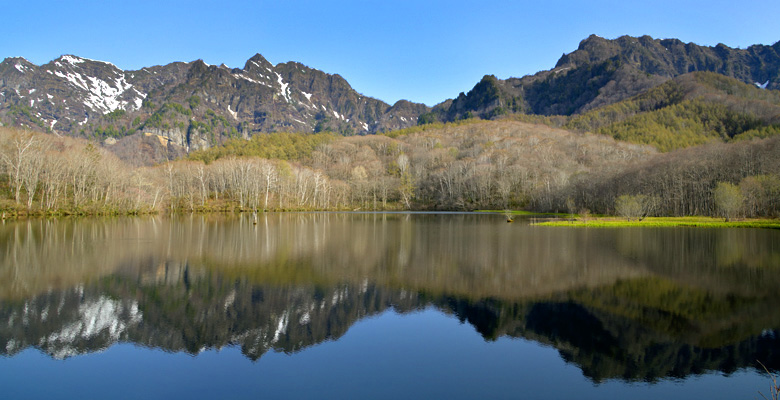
[{"x1": 1, "y1": 119, "x2": 779, "y2": 218}]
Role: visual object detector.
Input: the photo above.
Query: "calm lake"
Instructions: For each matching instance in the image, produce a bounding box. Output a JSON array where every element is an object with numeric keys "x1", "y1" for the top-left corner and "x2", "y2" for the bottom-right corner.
[{"x1": 1, "y1": 212, "x2": 779, "y2": 399}]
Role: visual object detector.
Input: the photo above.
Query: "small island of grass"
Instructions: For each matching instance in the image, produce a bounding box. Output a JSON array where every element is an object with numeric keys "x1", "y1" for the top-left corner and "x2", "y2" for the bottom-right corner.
[{"x1": 533, "y1": 216, "x2": 780, "y2": 229}]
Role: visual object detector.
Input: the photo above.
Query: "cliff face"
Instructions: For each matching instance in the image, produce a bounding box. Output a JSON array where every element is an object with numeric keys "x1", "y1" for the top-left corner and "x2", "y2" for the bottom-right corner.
[
  {"x1": 4, "y1": 276, "x2": 780, "y2": 382},
  {"x1": 2, "y1": 35, "x2": 779, "y2": 165},
  {"x1": 433, "y1": 35, "x2": 780, "y2": 120},
  {"x1": 0, "y1": 53, "x2": 429, "y2": 164}
]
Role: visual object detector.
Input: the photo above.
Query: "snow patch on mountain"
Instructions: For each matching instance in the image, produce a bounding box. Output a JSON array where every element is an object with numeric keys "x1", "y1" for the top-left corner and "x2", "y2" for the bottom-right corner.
[
  {"x1": 271, "y1": 311, "x2": 289, "y2": 344},
  {"x1": 43, "y1": 296, "x2": 142, "y2": 359},
  {"x1": 332, "y1": 110, "x2": 347, "y2": 121},
  {"x1": 275, "y1": 72, "x2": 292, "y2": 102},
  {"x1": 61, "y1": 55, "x2": 85, "y2": 65},
  {"x1": 234, "y1": 72, "x2": 271, "y2": 87},
  {"x1": 83, "y1": 75, "x2": 134, "y2": 113},
  {"x1": 5, "y1": 339, "x2": 19, "y2": 353},
  {"x1": 755, "y1": 80, "x2": 770, "y2": 89},
  {"x1": 131, "y1": 88, "x2": 146, "y2": 109},
  {"x1": 53, "y1": 63, "x2": 140, "y2": 113},
  {"x1": 54, "y1": 69, "x2": 90, "y2": 91}
]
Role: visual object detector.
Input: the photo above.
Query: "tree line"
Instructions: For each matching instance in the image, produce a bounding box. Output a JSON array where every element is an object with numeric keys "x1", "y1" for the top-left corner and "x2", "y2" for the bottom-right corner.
[
  {"x1": 561, "y1": 136, "x2": 780, "y2": 218},
  {"x1": 0, "y1": 129, "x2": 161, "y2": 215},
  {"x1": 1, "y1": 120, "x2": 778, "y2": 218}
]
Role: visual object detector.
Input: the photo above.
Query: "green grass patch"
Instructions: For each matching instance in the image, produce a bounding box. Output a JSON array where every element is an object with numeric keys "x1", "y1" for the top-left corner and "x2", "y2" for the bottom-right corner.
[{"x1": 534, "y1": 216, "x2": 780, "y2": 229}]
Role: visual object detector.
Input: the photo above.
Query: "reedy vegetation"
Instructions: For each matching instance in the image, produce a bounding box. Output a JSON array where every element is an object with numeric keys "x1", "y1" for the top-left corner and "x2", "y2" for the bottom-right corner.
[{"x1": 0, "y1": 119, "x2": 779, "y2": 217}]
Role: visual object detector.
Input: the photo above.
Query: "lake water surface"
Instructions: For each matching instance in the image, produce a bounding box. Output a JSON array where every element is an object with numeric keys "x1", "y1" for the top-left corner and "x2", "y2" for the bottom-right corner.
[{"x1": 1, "y1": 213, "x2": 779, "y2": 399}]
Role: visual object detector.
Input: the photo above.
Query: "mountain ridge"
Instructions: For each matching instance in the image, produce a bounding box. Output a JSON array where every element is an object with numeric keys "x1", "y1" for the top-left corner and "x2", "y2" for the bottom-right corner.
[
  {"x1": 2, "y1": 35, "x2": 779, "y2": 165},
  {"x1": 431, "y1": 35, "x2": 780, "y2": 121},
  {"x1": 0, "y1": 53, "x2": 428, "y2": 164}
]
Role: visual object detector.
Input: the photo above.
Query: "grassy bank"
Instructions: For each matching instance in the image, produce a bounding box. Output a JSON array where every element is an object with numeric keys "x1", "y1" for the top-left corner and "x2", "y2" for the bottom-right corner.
[{"x1": 533, "y1": 216, "x2": 780, "y2": 229}]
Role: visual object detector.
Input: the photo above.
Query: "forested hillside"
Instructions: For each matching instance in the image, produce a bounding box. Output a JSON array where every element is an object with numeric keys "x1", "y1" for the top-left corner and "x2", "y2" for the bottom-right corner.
[
  {"x1": 418, "y1": 36, "x2": 780, "y2": 154},
  {"x1": 2, "y1": 120, "x2": 778, "y2": 217},
  {"x1": 426, "y1": 71, "x2": 780, "y2": 152},
  {"x1": 563, "y1": 72, "x2": 780, "y2": 150}
]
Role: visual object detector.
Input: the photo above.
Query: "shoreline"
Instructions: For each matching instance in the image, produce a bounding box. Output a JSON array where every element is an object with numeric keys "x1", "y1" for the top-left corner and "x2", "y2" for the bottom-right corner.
[{"x1": 532, "y1": 216, "x2": 780, "y2": 229}]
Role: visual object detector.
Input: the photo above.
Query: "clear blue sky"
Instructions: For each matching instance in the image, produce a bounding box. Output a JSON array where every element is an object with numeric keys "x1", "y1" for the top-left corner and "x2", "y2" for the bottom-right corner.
[{"x1": 2, "y1": 0, "x2": 778, "y2": 106}]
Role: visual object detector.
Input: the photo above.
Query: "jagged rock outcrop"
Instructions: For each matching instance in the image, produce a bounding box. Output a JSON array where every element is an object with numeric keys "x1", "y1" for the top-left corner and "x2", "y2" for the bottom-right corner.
[
  {"x1": 4, "y1": 277, "x2": 780, "y2": 382},
  {"x1": 0, "y1": 53, "x2": 429, "y2": 164},
  {"x1": 3, "y1": 35, "x2": 779, "y2": 164},
  {"x1": 432, "y1": 35, "x2": 780, "y2": 120}
]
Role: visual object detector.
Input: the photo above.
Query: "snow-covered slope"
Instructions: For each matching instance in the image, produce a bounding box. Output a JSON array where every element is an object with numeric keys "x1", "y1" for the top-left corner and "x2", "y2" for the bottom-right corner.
[{"x1": 0, "y1": 53, "x2": 429, "y2": 160}]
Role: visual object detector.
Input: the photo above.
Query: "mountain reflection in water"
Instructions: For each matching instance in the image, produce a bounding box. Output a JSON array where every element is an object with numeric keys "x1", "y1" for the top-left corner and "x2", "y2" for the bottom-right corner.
[{"x1": 1, "y1": 213, "x2": 779, "y2": 383}]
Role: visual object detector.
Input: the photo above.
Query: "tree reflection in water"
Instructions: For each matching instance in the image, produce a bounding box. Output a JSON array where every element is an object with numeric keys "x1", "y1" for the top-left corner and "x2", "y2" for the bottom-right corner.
[{"x1": 1, "y1": 213, "x2": 779, "y2": 382}]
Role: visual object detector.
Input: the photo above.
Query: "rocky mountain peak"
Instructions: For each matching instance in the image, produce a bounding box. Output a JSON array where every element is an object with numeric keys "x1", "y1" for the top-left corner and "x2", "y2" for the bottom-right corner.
[
  {"x1": 0, "y1": 51, "x2": 429, "y2": 165},
  {"x1": 434, "y1": 35, "x2": 780, "y2": 121},
  {"x1": 245, "y1": 53, "x2": 274, "y2": 71},
  {"x1": 42, "y1": 54, "x2": 142, "y2": 116},
  {"x1": 3, "y1": 34, "x2": 778, "y2": 166},
  {"x1": 1, "y1": 57, "x2": 35, "y2": 74},
  {"x1": 576, "y1": 34, "x2": 609, "y2": 50},
  {"x1": 188, "y1": 59, "x2": 213, "y2": 74}
]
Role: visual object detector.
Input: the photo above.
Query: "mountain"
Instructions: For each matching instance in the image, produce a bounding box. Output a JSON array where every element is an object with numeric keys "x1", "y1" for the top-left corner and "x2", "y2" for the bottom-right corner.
[
  {"x1": 3, "y1": 275, "x2": 780, "y2": 382},
  {"x1": 0, "y1": 277, "x2": 422, "y2": 360},
  {"x1": 2, "y1": 35, "x2": 779, "y2": 164},
  {"x1": 431, "y1": 35, "x2": 780, "y2": 121},
  {"x1": 0, "y1": 54, "x2": 428, "y2": 163},
  {"x1": 2, "y1": 212, "x2": 780, "y2": 380}
]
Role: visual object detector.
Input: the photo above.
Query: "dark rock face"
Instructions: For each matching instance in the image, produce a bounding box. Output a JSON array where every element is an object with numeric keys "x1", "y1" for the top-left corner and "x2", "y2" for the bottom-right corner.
[
  {"x1": 561, "y1": 35, "x2": 780, "y2": 85},
  {"x1": 4, "y1": 278, "x2": 780, "y2": 382},
  {"x1": 0, "y1": 53, "x2": 429, "y2": 161},
  {"x1": 433, "y1": 35, "x2": 780, "y2": 121},
  {"x1": 2, "y1": 35, "x2": 778, "y2": 163}
]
